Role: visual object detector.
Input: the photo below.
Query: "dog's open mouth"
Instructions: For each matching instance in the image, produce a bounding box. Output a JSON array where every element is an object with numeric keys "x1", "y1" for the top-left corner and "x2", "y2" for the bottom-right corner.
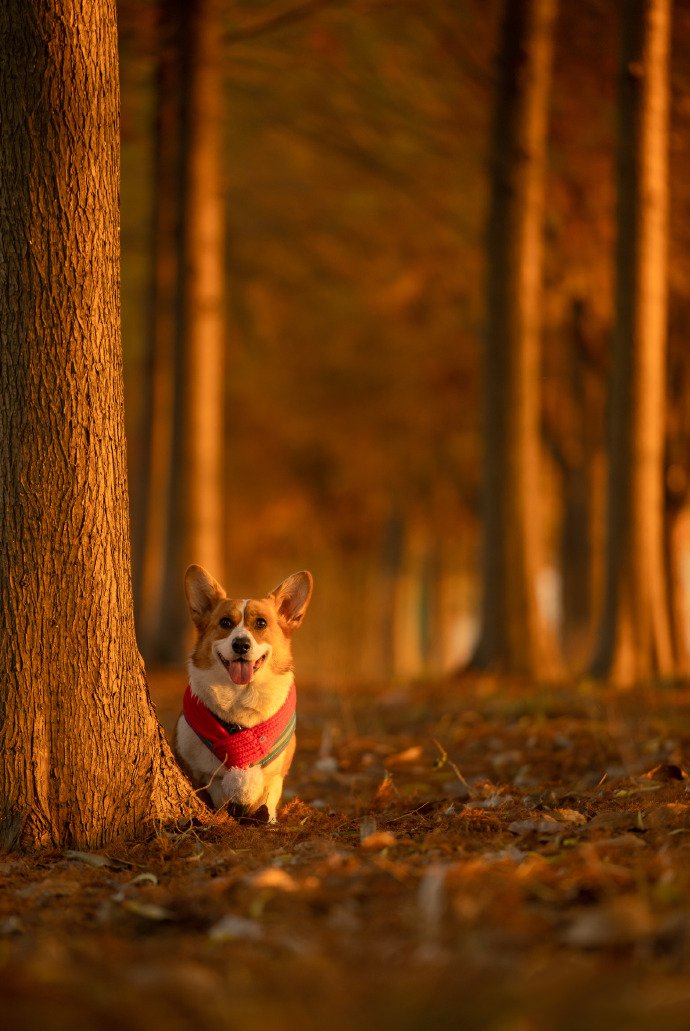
[{"x1": 219, "y1": 652, "x2": 268, "y2": 686}]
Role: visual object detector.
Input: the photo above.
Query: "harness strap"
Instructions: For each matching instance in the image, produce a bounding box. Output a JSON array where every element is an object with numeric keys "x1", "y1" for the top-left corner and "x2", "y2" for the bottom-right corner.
[{"x1": 182, "y1": 681, "x2": 296, "y2": 771}]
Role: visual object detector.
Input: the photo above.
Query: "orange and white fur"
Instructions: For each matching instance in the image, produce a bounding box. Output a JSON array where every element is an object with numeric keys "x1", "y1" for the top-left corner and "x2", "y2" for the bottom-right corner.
[{"x1": 174, "y1": 564, "x2": 313, "y2": 822}]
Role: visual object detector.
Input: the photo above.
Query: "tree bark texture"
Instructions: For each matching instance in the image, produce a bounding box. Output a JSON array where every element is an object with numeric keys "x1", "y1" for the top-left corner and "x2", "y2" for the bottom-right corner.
[
  {"x1": 590, "y1": 0, "x2": 676, "y2": 684},
  {"x1": 470, "y1": 0, "x2": 562, "y2": 679},
  {"x1": 0, "y1": 0, "x2": 199, "y2": 849}
]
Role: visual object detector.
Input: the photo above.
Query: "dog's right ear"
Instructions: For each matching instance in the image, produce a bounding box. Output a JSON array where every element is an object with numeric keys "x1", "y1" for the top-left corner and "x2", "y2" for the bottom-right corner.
[{"x1": 184, "y1": 564, "x2": 225, "y2": 629}]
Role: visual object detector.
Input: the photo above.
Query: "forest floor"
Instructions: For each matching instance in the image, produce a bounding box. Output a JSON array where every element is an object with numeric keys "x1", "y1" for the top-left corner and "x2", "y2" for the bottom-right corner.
[{"x1": 4, "y1": 674, "x2": 690, "y2": 1030}]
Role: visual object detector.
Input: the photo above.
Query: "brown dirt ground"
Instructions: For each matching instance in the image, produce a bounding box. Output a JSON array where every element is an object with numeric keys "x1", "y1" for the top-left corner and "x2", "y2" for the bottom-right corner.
[{"x1": 4, "y1": 672, "x2": 690, "y2": 1030}]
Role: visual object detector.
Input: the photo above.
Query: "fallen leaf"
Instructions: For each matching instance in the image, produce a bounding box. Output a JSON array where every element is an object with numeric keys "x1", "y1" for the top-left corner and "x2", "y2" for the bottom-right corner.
[
  {"x1": 472, "y1": 794, "x2": 512, "y2": 810},
  {"x1": 121, "y1": 900, "x2": 174, "y2": 921},
  {"x1": 508, "y1": 817, "x2": 561, "y2": 837},
  {"x1": 591, "y1": 833, "x2": 646, "y2": 849},
  {"x1": 360, "y1": 831, "x2": 396, "y2": 851},
  {"x1": 208, "y1": 915, "x2": 263, "y2": 942},
  {"x1": 63, "y1": 850, "x2": 113, "y2": 868},
  {"x1": 374, "y1": 774, "x2": 398, "y2": 803},
  {"x1": 128, "y1": 872, "x2": 159, "y2": 886},
  {"x1": 385, "y1": 746, "x2": 424, "y2": 768},
  {"x1": 614, "y1": 783, "x2": 664, "y2": 797},
  {"x1": 246, "y1": 868, "x2": 298, "y2": 892},
  {"x1": 643, "y1": 763, "x2": 688, "y2": 782},
  {"x1": 562, "y1": 898, "x2": 655, "y2": 949},
  {"x1": 588, "y1": 810, "x2": 640, "y2": 831},
  {"x1": 553, "y1": 808, "x2": 588, "y2": 826}
]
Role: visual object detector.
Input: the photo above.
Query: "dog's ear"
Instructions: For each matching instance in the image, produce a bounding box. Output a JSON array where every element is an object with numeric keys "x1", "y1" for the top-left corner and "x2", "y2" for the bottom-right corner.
[
  {"x1": 269, "y1": 571, "x2": 313, "y2": 629},
  {"x1": 185, "y1": 564, "x2": 225, "y2": 628}
]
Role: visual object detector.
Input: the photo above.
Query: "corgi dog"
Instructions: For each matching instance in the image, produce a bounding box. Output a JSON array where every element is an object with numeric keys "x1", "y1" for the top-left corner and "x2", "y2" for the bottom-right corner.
[{"x1": 174, "y1": 564, "x2": 313, "y2": 823}]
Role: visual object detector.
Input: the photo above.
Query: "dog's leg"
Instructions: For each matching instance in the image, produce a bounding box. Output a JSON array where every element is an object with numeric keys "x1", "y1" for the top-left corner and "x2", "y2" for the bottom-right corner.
[
  {"x1": 219, "y1": 765, "x2": 264, "y2": 810},
  {"x1": 264, "y1": 776, "x2": 284, "y2": 824}
]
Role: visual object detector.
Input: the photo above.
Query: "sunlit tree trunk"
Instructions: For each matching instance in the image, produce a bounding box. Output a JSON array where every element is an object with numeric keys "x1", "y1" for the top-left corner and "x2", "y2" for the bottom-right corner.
[
  {"x1": 470, "y1": 0, "x2": 562, "y2": 679},
  {"x1": 135, "y1": 0, "x2": 184, "y2": 659},
  {"x1": 664, "y1": 505, "x2": 690, "y2": 671},
  {"x1": 0, "y1": 0, "x2": 200, "y2": 850},
  {"x1": 392, "y1": 525, "x2": 425, "y2": 679},
  {"x1": 179, "y1": 0, "x2": 225, "y2": 578},
  {"x1": 419, "y1": 538, "x2": 445, "y2": 675},
  {"x1": 158, "y1": 0, "x2": 226, "y2": 658},
  {"x1": 380, "y1": 508, "x2": 404, "y2": 679},
  {"x1": 590, "y1": 0, "x2": 677, "y2": 684}
]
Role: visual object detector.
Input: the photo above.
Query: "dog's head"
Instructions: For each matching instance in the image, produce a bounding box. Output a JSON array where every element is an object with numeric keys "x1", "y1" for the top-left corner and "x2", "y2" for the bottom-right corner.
[{"x1": 184, "y1": 565, "x2": 313, "y2": 689}]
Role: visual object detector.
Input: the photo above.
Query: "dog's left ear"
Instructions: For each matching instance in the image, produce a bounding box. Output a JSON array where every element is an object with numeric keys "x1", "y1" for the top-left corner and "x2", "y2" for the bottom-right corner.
[{"x1": 269, "y1": 571, "x2": 313, "y2": 629}]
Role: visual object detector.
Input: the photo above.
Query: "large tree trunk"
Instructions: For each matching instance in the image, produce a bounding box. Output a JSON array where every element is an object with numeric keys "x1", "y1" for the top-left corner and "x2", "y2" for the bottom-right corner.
[
  {"x1": 590, "y1": 0, "x2": 676, "y2": 684},
  {"x1": 470, "y1": 0, "x2": 562, "y2": 679},
  {"x1": 0, "y1": 0, "x2": 200, "y2": 850}
]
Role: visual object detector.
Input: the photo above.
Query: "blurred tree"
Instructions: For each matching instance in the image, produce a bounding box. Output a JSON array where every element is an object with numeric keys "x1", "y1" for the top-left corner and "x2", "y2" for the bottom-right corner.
[
  {"x1": 590, "y1": 0, "x2": 681, "y2": 683},
  {"x1": 0, "y1": 0, "x2": 198, "y2": 847},
  {"x1": 135, "y1": 0, "x2": 184, "y2": 658},
  {"x1": 662, "y1": 4, "x2": 690, "y2": 677},
  {"x1": 470, "y1": 0, "x2": 563, "y2": 678},
  {"x1": 173, "y1": 0, "x2": 226, "y2": 590},
  {"x1": 137, "y1": 0, "x2": 226, "y2": 662},
  {"x1": 540, "y1": 1, "x2": 617, "y2": 668},
  {"x1": 542, "y1": 300, "x2": 608, "y2": 667},
  {"x1": 665, "y1": 337, "x2": 690, "y2": 672}
]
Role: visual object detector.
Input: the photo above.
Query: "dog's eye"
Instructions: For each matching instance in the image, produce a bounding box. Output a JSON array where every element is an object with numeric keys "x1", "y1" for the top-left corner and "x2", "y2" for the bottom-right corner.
[
  {"x1": 219, "y1": 616, "x2": 232, "y2": 630},
  {"x1": 255, "y1": 617, "x2": 268, "y2": 630}
]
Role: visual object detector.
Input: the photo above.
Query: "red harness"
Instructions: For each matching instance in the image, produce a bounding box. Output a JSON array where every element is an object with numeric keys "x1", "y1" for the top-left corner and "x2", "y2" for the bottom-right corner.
[{"x1": 182, "y1": 682, "x2": 297, "y2": 770}]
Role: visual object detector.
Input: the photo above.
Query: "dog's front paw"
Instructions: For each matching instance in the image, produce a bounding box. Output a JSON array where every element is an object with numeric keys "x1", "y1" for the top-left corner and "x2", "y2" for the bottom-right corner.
[{"x1": 220, "y1": 765, "x2": 264, "y2": 808}]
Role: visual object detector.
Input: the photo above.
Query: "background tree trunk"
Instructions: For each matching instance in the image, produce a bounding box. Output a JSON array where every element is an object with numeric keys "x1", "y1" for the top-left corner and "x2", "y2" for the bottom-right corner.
[
  {"x1": 157, "y1": 0, "x2": 227, "y2": 659},
  {"x1": 664, "y1": 505, "x2": 690, "y2": 671},
  {"x1": 135, "y1": 0, "x2": 185, "y2": 659},
  {"x1": 663, "y1": 346, "x2": 690, "y2": 674},
  {"x1": 590, "y1": 0, "x2": 676, "y2": 684},
  {"x1": 470, "y1": 0, "x2": 562, "y2": 679},
  {"x1": 179, "y1": 0, "x2": 226, "y2": 576},
  {"x1": 0, "y1": 0, "x2": 199, "y2": 850},
  {"x1": 543, "y1": 300, "x2": 607, "y2": 668}
]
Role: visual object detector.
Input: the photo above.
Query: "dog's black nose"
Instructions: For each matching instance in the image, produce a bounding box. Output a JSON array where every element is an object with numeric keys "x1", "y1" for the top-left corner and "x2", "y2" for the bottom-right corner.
[{"x1": 232, "y1": 636, "x2": 251, "y2": 656}]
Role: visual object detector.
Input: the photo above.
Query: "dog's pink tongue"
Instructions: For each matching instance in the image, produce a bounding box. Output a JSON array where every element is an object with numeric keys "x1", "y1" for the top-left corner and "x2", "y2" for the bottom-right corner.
[{"x1": 230, "y1": 660, "x2": 253, "y2": 686}]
